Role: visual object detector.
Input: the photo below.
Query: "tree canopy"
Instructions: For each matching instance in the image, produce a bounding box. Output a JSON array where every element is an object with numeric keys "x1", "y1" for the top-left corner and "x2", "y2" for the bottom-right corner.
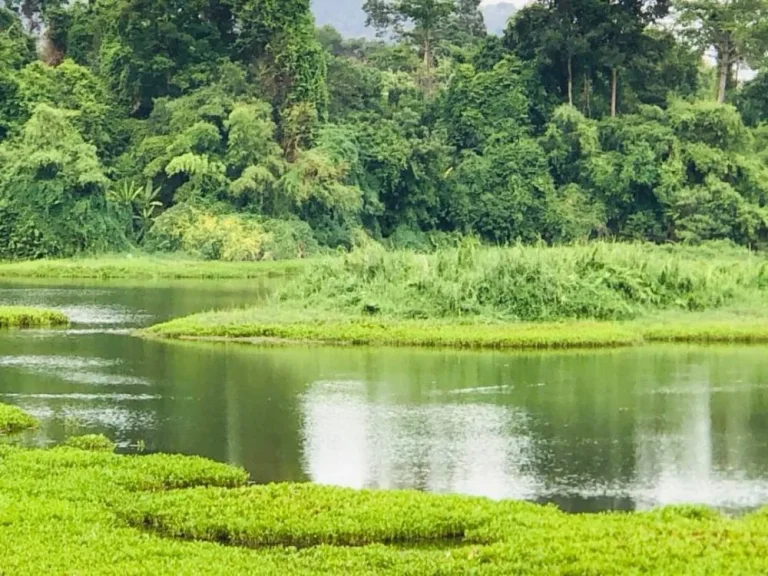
[{"x1": 1, "y1": 0, "x2": 768, "y2": 259}]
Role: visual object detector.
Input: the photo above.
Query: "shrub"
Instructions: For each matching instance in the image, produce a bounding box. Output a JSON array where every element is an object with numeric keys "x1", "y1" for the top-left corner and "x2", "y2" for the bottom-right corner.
[
  {"x1": 146, "y1": 205, "x2": 271, "y2": 261},
  {"x1": 261, "y1": 218, "x2": 321, "y2": 260},
  {"x1": 275, "y1": 242, "x2": 768, "y2": 321}
]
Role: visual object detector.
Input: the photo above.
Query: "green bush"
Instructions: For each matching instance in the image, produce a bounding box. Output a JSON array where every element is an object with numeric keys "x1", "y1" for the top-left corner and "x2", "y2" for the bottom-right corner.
[
  {"x1": 146, "y1": 205, "x2": 271, "y2": 261},
  {"x1": 261, "y1": 218, "x2": 321, "y2": 260},
  {"x1": 147, "y1": 205, "x2": 324, "y2": 262}
]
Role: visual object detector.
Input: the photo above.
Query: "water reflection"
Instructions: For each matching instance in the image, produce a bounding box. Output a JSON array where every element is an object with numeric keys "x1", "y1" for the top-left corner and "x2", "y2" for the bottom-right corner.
[
  {"x1": 301, "y1": 380, "x2": 539, "y2": 499},
  {"x1": 2, "y1": 281, "x2": 768, "y2": 512},
  {"x1": 295, "y1": 347, "x2": 768, "y2": 512}
]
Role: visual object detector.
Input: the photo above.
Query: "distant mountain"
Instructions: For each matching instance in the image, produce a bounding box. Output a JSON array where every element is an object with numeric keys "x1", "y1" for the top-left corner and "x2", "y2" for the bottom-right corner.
[{"x1": 311, "y1": 0, "x2": 518, "y2": 39}]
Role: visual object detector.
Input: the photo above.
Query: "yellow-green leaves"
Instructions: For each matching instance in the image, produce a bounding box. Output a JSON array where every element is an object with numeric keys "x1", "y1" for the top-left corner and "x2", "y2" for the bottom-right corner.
[
  {"x1": 0, "y1": 307, "x2": 69, "y2": 328},
  {"x1": 121, "y1": 484, "x2": 496, "y2": 548},
  {"x1": 4, "y1": 440, "x2": 768, "y2": 574},
  {"x1": 0, "y1": 403, "x2": 37, "y2": 434}
]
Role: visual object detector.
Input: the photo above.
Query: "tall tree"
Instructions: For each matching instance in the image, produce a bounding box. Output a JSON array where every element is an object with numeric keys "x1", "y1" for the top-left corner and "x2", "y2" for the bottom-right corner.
[
  {"x1": 676, "y1": 0, "x2": 768, "y2": 103},
  {"x1": 363, "y1": 0, "x2": 455, "y2": 92},
  {"x1": 447, "y1": 0, "x2": 487, "y2": 43}
]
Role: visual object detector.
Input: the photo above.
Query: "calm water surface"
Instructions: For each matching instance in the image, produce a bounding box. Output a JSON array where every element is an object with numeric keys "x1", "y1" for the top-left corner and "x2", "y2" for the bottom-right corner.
[{"x1": 2, "y1": 280, "x2": 768, "y2": 513}]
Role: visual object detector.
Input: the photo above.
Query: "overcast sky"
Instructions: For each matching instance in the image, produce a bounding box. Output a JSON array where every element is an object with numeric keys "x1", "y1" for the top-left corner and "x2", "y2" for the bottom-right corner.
[{"x1": 480, "y1": 0, "x2": 531, "y2": 5}]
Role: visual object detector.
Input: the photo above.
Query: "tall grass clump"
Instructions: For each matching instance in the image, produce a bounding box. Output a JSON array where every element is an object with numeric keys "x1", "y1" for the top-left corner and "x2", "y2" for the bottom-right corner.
[
  {"x1": 0, "y1": 307, "x2": 69, "y2": 328},
  {"x1": 276, "y1": 241, "x2": 768, "y2": 321},
  {"x1": 0, "y1": 403, "x2": 38, "y2": 434}
]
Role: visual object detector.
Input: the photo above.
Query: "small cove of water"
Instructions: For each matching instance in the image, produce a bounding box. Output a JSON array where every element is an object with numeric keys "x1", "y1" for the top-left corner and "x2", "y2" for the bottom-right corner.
[{"x1": 2, "y1": 279, "x2": 768, "y2": 513}]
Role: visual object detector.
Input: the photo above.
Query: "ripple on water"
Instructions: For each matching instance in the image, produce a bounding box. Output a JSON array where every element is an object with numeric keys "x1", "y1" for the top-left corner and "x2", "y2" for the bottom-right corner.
[
  {"x1": 58, "y1": 305, "x2": 152, "y2": 327},
  {"x1": 0, "y1": 356, "x2": 118, "y2": 369},
  {"x1": 54, "y1": 371, "x2": 150, "y2": 387},
  {"x1": 0, "y1": 392, "x2": 160, "y2": 401},
  {"x1": 17, "y1": 403, "x2": 156, "y2": 434},
  {"x1": 0, "y1": 355, "x2": 151, "y2": 387}
]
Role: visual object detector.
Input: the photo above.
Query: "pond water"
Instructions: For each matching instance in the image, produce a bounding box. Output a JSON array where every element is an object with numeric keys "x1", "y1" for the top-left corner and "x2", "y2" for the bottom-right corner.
[{"x1": 2, "y1": 280, "x2": 768, "y2": 513}]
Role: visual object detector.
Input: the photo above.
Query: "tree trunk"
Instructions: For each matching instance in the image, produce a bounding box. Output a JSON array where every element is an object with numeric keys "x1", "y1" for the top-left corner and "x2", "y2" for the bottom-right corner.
[
  {"x1": 717, "y1": 37, "x2": 729, "y2": 103},
  {"x1": 423, "y1": 34, "x2": 432, "y2": 95},
  {"x1": 567, "y1": 54, "x2": 573, "y2": 106},
  {"x1": 583, "y1": 73, "x2": 591, "y2": 117},
  {"x1": 611, "y1": 67, "x2": 618, "y2": 118}
]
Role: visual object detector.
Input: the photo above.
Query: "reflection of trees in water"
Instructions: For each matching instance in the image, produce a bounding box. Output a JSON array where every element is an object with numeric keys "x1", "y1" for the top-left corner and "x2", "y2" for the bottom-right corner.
[
  {"x1": 300, "y1": 379, "x2": 540, "y2": 499},
  {"x1": 149, "y1": 341, "x2": 311, "y2": 484},
  {"x1": 300, "y1": 346, "x2": 768, "y2": 510},
  {"x1": 633, "y1": 349, "x2": 768, "y2": 510}
]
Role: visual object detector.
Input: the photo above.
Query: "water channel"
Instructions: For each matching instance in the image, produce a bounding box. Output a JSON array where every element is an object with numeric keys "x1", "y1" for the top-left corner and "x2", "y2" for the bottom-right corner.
[{"x1": 1, "y1": 280, "x2": 768, "y2": 513}]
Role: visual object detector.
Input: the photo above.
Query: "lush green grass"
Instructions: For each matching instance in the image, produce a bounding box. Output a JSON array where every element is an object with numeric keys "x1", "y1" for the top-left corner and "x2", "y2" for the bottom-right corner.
[
  {"x1": 0, "y1": 403, "x2": 38, "y2": 434},
  {"x1": 273, "y1": 242, "x2": 768, "y2": 322},
  {"x1": 122, "y1": 484, "x2": 495, "y2": 548},
  {"x1": 0, "y1": 255, "x2": 306, "y2": 280},
  {"x1": 3, "y1": 431, "x2": 768, "y2": 574},
  {"x1": 0, "y1": 306, "x2": 69, "y2": 328},
  {"x1": 142, "y1": 309, "x2": 768, "y2": 349},
  {"x1": 143, "y1": 312, "x2": 642, "y2": 349}
]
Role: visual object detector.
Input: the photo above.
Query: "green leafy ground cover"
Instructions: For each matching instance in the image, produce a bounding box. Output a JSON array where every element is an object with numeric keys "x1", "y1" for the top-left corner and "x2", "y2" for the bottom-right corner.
[
  {"x1": 1, "y1": 419, "x2": 768, "y2": 574},
  {"x1": 0, "y1": 256, "x2": 305, "y2": 280},
  {"x1": 0, "y1": 306, "x2": 69, "y2": 328}
]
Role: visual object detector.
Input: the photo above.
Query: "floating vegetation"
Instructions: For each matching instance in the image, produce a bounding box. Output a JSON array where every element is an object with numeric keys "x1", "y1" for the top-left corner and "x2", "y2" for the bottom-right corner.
[{"x1": 2, "y1": 439, "x2": 768, "y2": 573}]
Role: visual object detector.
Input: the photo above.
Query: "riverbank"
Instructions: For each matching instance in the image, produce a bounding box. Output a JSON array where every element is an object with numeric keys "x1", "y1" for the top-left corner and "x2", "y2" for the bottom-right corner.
[
  {"x1": 0, "y1": 306, "x2": 69, "y2": 328},
  {"x1": 0, "y1": 255, "x2": 306, "y2": 280},
  {"x1": 0, "y1": 419, "x2": 767, "y2": 574}
]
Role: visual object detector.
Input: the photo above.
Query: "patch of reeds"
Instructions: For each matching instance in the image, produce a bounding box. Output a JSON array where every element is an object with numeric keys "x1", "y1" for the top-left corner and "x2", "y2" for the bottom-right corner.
[
  {"x1": 0, "y1": 403, "x2": 37, "y2": 434},
  {"x1": 276, "y1": 242, "x2": 768, "y2": 322}
]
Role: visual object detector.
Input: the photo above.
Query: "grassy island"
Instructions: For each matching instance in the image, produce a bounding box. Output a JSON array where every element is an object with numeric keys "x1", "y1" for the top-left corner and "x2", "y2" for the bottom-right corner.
[
  {"x1": 143, "y1": 243, "x2": 768, "y2": 349},
  {"x1": 0, "y1": 306, "x2": 69, "y2": 329},
  {"x1": 0, "y1": 424, "x2": 766, "y2": 574}
]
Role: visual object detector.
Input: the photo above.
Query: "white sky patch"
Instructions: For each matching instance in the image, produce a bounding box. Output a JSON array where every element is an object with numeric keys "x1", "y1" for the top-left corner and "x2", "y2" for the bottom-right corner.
[{"x1": 480, "y1": 0, "x2": 531, "y2": 5}]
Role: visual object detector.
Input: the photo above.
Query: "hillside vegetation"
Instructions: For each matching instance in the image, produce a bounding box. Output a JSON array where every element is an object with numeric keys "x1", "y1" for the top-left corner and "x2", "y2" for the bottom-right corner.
[{"x1": 2, "y1": 0, "x2": 768, "y2": 260}]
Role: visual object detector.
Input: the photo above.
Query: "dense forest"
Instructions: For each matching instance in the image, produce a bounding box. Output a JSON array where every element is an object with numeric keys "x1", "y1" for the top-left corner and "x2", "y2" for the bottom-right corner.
[{"x1": 1, "y1": 0, "x2": 768, "y2": 261}]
